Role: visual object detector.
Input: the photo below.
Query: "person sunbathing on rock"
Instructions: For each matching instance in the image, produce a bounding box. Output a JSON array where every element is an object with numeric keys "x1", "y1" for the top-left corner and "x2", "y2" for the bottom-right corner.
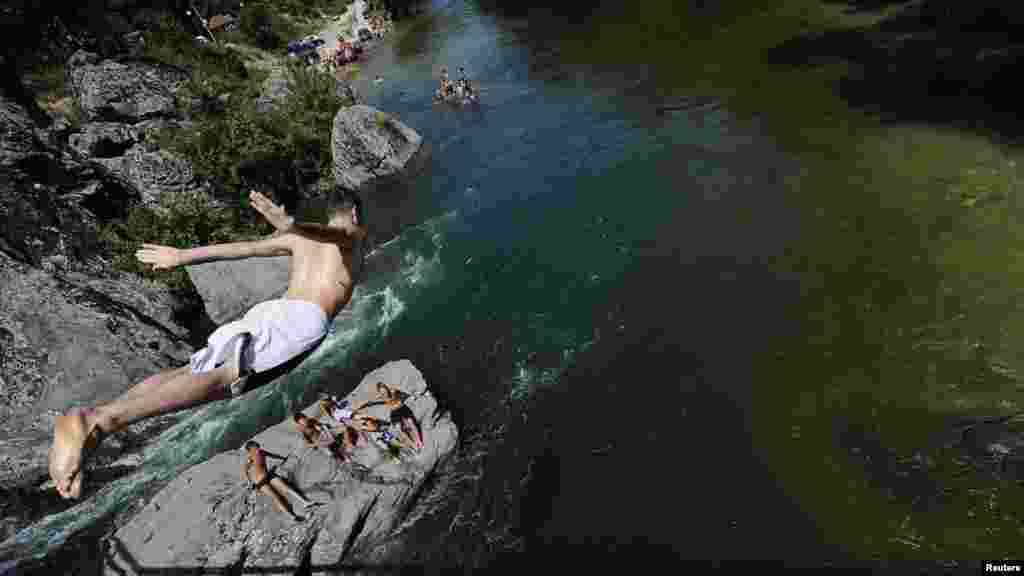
[
  {"x1": 48, "y1": 188, "x2": 368, "y2": 500},
  {"x1": 242, "y1": 440, "x2": 322, "y2": 522},
  {"x1": 293, "y1": 412, "x2": 357, "y2": 462}
]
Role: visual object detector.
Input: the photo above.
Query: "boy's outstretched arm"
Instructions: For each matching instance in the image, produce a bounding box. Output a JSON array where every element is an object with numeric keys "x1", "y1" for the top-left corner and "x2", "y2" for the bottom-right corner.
[{"x1": 136, "y1": 234, "x2": 294, "y2": 269}]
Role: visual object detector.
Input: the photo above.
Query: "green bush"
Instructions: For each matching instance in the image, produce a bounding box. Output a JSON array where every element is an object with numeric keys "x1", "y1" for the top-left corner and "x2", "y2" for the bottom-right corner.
[
  {"x1": 252, "y1": 0, "x2": 354, "y2": 22},
  {"x1": 155, "y1": 60, "x2": 350, "y2": 206},
  {"x1": 98, "y1": 189, "x2": 261, "y2": 291},
  {"x1": 103, "y1": 5, "x2": 353, "y2": 288},
  {"x1": 238, "y1": 3, "x2": 299, "y2": 50}
]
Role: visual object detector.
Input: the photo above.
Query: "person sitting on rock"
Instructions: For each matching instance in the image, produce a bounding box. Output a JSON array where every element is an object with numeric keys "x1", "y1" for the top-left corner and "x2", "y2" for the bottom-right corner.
[
  {"x1": 242, "y1": 440, "x2": 322, "y2": 522},
  {"x1": 48, "y1": 188, "x2": 367, "y2": 500},
  {"x1": 293, "y1": 412, "x2": 357, "y2": 462}
]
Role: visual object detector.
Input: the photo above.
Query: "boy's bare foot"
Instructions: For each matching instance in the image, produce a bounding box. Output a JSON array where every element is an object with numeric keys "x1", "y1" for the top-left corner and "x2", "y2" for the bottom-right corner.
[{"x1": 48, "y1": 408, "x2": 106, "y2": 500}]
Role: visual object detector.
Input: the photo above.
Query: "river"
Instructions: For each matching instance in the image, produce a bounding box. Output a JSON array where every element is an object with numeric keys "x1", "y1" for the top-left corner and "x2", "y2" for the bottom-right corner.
[{"x1": 6, "y1": 0, "x2": 1024, "y2": 569}]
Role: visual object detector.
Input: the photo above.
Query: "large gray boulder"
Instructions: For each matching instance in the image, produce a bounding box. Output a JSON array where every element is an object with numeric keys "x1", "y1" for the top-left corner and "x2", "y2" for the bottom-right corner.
[
  {"x1": 94, "y1": 143, "x2": 197, "y2": 206},
  {"x1": 332, "y1": 104, "x2": 428, "y2": 248},
  {"x1": 331, "y1": 104, "x2": 424, "y2": 191},
  {"x1": 68, "y1": 51, "x2": 187, "y2": 122},
  {"x1": 68, "y1": 121, "x2": 136, "y2": 158},
  {"x1": 102, "y1": 359, "x2": 458, "y2": 575},
  {"x1": 186, "y1": 256, "x2": 292, "y2": 325}
]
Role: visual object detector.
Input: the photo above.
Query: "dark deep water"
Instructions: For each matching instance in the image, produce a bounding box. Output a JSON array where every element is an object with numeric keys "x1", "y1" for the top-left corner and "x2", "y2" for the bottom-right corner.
[{"x1": 338, "y1": 0, "x2": 837, "y2": 567}]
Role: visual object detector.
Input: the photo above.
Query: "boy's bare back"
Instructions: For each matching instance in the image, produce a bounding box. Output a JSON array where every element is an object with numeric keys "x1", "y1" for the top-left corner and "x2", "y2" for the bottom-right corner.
[
  {"x1": 249, "y1": 190, "x2": 367, "y2": 319},
  {"x1": 283, "y1": 232, "x2": 364, "y2": 319}
]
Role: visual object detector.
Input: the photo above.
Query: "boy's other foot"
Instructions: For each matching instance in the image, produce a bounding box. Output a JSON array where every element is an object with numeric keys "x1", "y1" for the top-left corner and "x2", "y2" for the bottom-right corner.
[{"x1": 48, "y1": 408, "x2": 106, "y2": 500}]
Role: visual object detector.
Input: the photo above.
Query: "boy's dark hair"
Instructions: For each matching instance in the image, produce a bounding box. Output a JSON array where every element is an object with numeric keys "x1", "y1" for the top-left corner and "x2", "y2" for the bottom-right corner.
[
  {"x1": 292, "y1": 412, "x2": 306, "y2": 423},
  {"x1": 244, "y1": 440, "x2": 260, "y2": 451},
  {"x1": 328, "y1": 185, "x2": 364, "y2": 225}
]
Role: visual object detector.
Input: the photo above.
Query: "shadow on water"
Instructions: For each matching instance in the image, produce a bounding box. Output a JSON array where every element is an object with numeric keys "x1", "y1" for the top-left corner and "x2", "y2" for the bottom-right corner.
[{"x1": 764, "y1": 1, "x2": 1024, "y2": 144}]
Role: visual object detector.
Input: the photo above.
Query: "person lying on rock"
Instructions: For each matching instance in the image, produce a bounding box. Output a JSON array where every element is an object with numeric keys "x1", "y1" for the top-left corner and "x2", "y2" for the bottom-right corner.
[
  {"x1": 243, "y1": 440, "x2": 322, "y2": 521},
  {"x1": 292, "y1": 412, "x2": 357, "y2": 462},
  {"x1": 48, "y1": 187, "x2": 368, "y2": 500}
]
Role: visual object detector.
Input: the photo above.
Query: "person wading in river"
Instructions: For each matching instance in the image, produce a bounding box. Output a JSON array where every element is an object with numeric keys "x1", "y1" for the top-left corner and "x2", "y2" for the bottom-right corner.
[{"x1": 48, "y1": 188, "x2": 367, "y2": 500}]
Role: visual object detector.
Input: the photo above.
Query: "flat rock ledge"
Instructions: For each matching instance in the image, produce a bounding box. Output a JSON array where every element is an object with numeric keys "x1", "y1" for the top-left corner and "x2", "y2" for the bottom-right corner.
[{"x1": 102, "y1": 359, "x2": 457, "y2": 575}]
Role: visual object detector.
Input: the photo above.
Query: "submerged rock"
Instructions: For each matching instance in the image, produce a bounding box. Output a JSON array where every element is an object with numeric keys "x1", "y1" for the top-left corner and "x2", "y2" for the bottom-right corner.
[{"x1": 103, "y1": 359, "x2": 458, "y2": 575}]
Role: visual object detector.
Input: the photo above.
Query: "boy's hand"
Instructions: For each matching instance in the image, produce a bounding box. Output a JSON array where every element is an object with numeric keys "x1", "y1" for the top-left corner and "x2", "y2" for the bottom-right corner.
[
  {"x1": 250, "y1": 190, "x2": 293, "y2": 231},
  {"x1": 136, "y1": 244, "x2": 182, "y2": 270}
]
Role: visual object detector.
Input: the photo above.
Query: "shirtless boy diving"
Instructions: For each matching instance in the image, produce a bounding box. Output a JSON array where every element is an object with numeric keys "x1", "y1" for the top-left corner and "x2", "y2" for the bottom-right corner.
[{"x1": 48, "y1": 187, "x2": 368, "y2": 500}]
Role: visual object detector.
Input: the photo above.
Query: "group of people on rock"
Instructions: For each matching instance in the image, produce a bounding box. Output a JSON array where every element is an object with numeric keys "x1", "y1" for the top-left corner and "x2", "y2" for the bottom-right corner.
[
  {"x1": 295, "y1": 381, "x2": 425, "y2": 465},
  {"x1": 242, "y1": 381, "x2": 426, "y2": 521},
  {"x1": 436, "y1": 67, "x2": 476, "y2": 102}
]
